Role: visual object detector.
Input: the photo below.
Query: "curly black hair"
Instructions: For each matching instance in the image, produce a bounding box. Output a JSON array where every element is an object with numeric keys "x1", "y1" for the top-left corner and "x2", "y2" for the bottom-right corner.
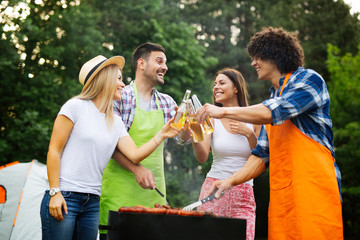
[{"x1": 246, "y1": 27, "x2": 305, "y2": 74}]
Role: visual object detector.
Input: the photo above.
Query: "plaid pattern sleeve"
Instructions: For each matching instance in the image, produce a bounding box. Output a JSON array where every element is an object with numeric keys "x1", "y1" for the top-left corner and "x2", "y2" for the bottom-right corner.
[
  {"x1": 253, "y1": 68, "x2": 341, "y2": 197},
  {"x1": 251, "y1": 125, "x2": 270, "y2": 164},
  {"x1": 262, "y1": 67, "x2": 335, "y2": 158},
  {"x1": 113, "y1": 84, "x2": 135, "y2": 131},
  {"x1": 253, "y1": 68, "x2": 342, "y2": 200}
]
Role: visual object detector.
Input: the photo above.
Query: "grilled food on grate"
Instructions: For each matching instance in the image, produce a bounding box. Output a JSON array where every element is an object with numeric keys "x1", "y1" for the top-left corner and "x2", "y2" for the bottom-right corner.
[{"x1": 118, "y1": 204, "x2": 216, "y2": 217}]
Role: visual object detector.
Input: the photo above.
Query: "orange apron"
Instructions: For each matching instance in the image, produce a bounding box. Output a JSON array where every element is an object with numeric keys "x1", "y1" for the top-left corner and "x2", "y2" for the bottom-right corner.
[{"x1": 266, "y1": 73, "x2": 343, "y2": 239}]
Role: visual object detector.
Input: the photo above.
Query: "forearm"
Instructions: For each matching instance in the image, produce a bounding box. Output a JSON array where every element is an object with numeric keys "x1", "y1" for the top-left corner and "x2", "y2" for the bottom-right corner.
[
  {"x1": 113, "y1": 149, "x2": 155, "y2": 189},
  {"x1": 223, "y1": 103, "x2": 273, "y2": 124},
  {"x1": 47, "y1": 151, "x2": 61, "y2": 189},
  {"x1": 137, "y1": 133, "x2": 164, "y2": 162},
  {"x1": 121, "y1": 133, "x2": 164, "y2": 164},
  {"x1": 246, "y1": 124, "x2": 261, "y2": 149},
  {"x1": 112, "y1": 149, "x2": 143, "y2": 173},
  {"x1": 246, "y1": 132, "x2": 258, "y2": 149},
  {"x1": 228, "y1": 155, "x2": 266, "y2": 186},
  {"x1": 192, "y1": 134, "x2": 211, "y2": 163},
  {"x1": 192, "y1": 143, "x2": 209, "y2": 164}
]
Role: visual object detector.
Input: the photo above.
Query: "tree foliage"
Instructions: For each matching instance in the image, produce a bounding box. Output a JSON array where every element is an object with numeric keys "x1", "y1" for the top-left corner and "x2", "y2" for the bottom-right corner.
[
  {"x1": 1, "y1": 0, "x2": 360, "y2": 238},
  {"x1": 0, "y1": 0, "x2": 104, "y2": 162},
  {"x1": 87, "y1": 0, "x2": 217, "y2": 102},
  {"x1": 327, "y1": 43, "x2": 360, "y2": 238},
  {"x1": 176, "y1": 0, "x2": 360, "y2": 102},
  {"x1": 178, "y1": 0, "x2": 270, "y2": 103}
]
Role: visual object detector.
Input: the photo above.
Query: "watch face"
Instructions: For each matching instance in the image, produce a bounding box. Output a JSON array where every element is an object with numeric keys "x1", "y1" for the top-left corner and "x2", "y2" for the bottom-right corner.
[
  {"x1": 49, "y1": 189, "x2": 55, "y2": 196},
  {"x1": 49, "y1": 188, "x2": 59, "y2": 196}
]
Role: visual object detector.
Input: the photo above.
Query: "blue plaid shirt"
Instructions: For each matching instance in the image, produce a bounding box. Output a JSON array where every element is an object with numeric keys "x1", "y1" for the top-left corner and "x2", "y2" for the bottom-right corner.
[
  {"x1": 252, "y1": 67, "x2": 335, "y2": 161},
  {"x1": 113, "y1": 81, "x2": 189, "y2": 145},
  {"x1": 252, "y1": 67, "x2": 341, "y2": 198}
]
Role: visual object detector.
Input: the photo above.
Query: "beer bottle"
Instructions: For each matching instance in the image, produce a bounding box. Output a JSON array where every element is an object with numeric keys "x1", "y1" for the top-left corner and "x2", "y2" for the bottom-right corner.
[
  {"x1": 191, "y1": 94, "x2": 214, "y2": 134},
  {"x1": 171, "y1": 90, "x2": 191, "y2": 130},
  {"x1": 188, "y1": 100, "x2": 204, "y2": 143}
]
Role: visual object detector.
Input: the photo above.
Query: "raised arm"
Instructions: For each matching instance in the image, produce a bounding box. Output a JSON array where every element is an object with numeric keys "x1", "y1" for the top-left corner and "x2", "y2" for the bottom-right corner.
[
  {"x1": 196, "y1": 103, "x2": 273, "y2": 125},
  {"x1": 117, "y1": 118, "x2": 179, "y2": 164}
]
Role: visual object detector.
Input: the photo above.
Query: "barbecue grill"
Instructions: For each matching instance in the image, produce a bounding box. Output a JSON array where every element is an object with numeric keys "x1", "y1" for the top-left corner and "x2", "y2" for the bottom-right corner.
[{"x1": 102, "y1": 210, "x2": 246, "y2": 240}]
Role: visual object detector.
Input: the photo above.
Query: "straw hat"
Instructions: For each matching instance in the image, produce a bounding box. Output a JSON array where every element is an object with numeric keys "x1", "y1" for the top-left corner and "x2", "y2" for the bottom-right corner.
[{"x1": 79, "y1": 55, "x2": 125, "y2": 86}]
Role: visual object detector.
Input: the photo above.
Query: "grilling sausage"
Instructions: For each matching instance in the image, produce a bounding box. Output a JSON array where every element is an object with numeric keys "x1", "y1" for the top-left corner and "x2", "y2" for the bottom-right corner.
[{"x1": 118, "y1": 204, "x2": 215, "y2": 217}]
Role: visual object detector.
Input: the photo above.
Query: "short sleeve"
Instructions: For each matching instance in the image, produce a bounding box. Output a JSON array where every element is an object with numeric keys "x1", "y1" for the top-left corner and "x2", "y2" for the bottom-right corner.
[
  {"x1": 58, "y1": 98, "x2": 81, "y2": 123},
  {"x1": 114, "y1": 115, "x2": 129, "y2": 139}
]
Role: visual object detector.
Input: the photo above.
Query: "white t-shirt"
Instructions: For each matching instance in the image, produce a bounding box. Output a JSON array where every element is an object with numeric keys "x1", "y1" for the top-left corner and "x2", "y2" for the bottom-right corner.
[
  {"x1": 207, "y1": 118, "x2": 254, "y2": 186},
  {"x1": 57, "y1": 98, "x2": 128, "y2": 195}
]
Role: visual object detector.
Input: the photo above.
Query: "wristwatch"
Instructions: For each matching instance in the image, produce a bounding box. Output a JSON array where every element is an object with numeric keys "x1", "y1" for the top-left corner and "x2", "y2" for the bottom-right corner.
[{"x1": 49, "y1": 188, "x2": 60, "y2": 197}]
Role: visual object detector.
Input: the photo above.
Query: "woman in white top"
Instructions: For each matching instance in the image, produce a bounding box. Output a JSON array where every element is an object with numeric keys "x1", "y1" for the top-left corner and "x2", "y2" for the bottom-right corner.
[
  {"x1": 40, "y1": 55, "x2": 179, "y2": 240},
  {"x1": 192, "y1": 68, "x2": 261, "y2": 240}
]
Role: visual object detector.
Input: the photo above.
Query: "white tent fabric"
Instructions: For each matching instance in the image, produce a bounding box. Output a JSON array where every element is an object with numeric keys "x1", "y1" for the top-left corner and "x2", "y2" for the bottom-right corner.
[{"x1": 0, "y1": 160, "x2": 48, "y2": 240}]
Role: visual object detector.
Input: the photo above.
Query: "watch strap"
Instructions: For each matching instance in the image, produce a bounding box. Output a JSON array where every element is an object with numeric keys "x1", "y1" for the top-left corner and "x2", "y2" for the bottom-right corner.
[{"x1": 49, "y1": 188, "x2": 60, "y2": 196}]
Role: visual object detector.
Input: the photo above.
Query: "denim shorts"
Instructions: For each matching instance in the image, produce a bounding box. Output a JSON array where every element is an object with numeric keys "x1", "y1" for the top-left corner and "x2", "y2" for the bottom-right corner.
[{"x1": 40, "y1": 190, "x2": 100, "y2": 240}]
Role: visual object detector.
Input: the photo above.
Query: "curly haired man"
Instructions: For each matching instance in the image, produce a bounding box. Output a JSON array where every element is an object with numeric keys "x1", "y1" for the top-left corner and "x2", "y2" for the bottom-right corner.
[{"x1": 196, "y1": 27, "x2": 343, "y2": 240}]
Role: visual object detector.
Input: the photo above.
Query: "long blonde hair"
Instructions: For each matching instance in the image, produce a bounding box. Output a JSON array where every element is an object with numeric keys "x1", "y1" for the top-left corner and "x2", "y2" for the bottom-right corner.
[{"x1": 75, "y1": 64, "x2": 120, "y2": 129}]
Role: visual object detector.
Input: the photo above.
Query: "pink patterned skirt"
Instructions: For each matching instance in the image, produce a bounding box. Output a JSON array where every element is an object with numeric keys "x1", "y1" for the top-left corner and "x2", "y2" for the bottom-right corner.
[{"x1": 198, "y1": 177, "x2": 256, "y2": 240}]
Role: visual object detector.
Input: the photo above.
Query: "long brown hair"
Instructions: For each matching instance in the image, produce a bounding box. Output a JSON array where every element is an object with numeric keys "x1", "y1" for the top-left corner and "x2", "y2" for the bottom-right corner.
[{"x1": 213, "y1": 68, "x2": 249, "y2": 107}]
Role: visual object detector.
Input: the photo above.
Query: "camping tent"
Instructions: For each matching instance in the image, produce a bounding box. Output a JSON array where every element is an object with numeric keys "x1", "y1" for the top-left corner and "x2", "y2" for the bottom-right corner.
[{"x1": 0, "y1": 160, "x2": 48, "y2": 240}]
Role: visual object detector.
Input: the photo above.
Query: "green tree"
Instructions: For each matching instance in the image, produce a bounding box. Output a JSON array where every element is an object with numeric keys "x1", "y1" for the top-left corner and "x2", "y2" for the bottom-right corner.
[
  {"x1": 173, "y1": 0, "x2": 360, "y2": 103},
  {"x1": 0, "y1": 0, "x2": 104, "y2": 164},
  {"x1": 88, "y1": 0, "x2": 217, "y2": 101},
  {"x1": 177, "y1": 0, "x2": 269, "y2": 103},
  {"x1": 327, "y1": 43, "x2": 360, "y2": 239}
]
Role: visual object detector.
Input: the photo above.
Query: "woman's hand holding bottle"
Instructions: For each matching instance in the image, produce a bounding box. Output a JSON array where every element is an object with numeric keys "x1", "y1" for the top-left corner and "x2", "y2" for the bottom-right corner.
[{"x1": 160, "y1": 118, "x2": 181, "y2": 139}]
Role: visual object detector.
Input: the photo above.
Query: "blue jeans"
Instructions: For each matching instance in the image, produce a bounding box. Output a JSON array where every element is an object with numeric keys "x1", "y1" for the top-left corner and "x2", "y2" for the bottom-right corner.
[{"x1": 40, "y1": 191, "x2": 100, "y2": 240}]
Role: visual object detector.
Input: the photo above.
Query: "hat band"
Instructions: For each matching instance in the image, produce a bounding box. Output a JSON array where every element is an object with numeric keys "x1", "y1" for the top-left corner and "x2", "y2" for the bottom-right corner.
[{"x1": 84, "y1": 59, "x2": 107, "y2": 85}]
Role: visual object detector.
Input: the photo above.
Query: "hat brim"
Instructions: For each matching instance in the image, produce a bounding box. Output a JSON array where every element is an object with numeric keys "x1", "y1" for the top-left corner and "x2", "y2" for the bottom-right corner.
[{"x1": 84, "y1": 56, "x2": 125, "y2": 87}]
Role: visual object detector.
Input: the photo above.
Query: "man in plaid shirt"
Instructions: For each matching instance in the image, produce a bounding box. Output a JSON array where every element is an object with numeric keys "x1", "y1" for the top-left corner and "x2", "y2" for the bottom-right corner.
[
  {"x1": 99, "y1": 43, "x2": 190, "y2": 239},
  {"x1": 196, "y1": 27, "x2": 343, "y2": 239}
]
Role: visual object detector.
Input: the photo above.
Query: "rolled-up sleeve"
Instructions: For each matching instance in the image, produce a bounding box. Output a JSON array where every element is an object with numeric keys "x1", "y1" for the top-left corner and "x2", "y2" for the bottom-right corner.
[
  {"x1": 251, "y1": 125, "x2": 269, "y2": 164},
  {"x1": 263, "y1": 72, "x2": 324, "y2": 126},
  {"x1": 253, "y1": 68, "x2": 334, "y2": 163}
]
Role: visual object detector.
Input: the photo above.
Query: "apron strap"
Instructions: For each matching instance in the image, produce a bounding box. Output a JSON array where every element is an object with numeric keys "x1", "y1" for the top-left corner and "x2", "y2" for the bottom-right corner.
[{"x1": 279, "y1": 72, "x2": 293, "y2": 96}]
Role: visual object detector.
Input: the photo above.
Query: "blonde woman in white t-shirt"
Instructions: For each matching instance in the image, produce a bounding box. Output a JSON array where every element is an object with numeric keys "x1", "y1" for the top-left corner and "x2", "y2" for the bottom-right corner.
[
  {"x1": 192, "y1": 68, "x2": 261, "y2": 240},
  {"x1": 40, "y1": 55, "x2": 179, "y2": 240}
]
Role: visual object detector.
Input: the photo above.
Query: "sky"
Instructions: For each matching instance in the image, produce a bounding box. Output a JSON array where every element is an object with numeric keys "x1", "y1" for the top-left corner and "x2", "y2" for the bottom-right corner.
[{"x1": 344, "y1": 0, "x2": 360, "y2": 14}]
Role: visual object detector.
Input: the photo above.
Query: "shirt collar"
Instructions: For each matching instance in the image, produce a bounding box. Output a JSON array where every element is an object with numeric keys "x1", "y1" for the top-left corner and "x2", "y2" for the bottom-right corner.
[
  {"x1": 129, "y1": 81, "x2": 159, "y2": 100},
  {"x1": 268, "y1": 67, "x2": 303, "y2": 96}
]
